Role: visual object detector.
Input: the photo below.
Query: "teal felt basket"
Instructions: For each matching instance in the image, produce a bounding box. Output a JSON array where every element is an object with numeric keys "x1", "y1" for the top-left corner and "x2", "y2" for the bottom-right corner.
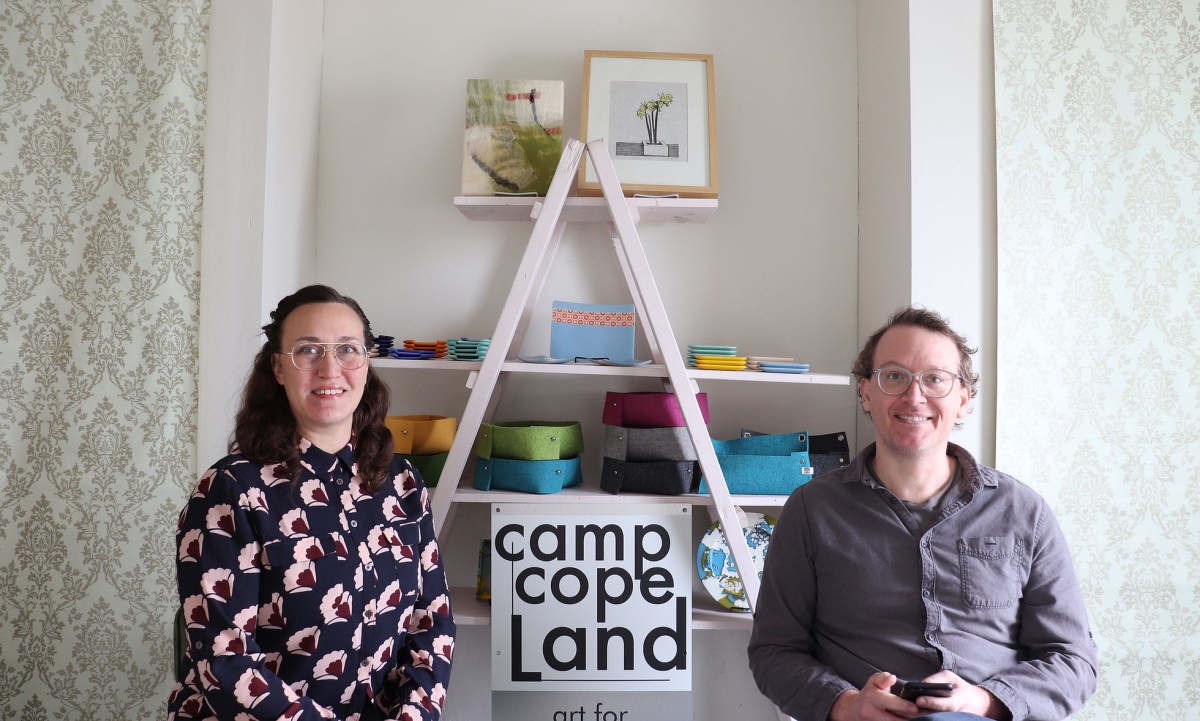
[{"x1": 698, "y1": 432, "x2": 814, "y2": 495}]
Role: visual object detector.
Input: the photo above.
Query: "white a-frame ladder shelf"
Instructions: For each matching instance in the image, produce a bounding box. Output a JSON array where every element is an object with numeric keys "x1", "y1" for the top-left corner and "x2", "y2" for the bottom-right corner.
[{"x1": 429, "y1": 137, "x2": 765, "y2": 612}]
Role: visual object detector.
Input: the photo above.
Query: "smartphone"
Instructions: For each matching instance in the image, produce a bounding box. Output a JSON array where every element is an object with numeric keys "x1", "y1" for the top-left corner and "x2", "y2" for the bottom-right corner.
[{"x1": 891, "y1": 681, "x2": 955, "y2": 700}]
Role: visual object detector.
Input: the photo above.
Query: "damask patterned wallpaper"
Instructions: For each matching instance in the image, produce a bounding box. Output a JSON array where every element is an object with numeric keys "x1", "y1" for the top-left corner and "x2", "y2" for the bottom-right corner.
[
  {"x1": 0, "y1": 1, "x2": 208, "y2": 719},
  {"x1": 994, "y1": 1, "x2": 1198, "y2": 719}
]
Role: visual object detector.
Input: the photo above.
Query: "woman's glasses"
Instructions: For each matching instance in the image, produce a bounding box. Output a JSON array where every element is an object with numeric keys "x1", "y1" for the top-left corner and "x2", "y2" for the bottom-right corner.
[{"x1": 280, "y1": 342, "x2": 369, "y2": 370}]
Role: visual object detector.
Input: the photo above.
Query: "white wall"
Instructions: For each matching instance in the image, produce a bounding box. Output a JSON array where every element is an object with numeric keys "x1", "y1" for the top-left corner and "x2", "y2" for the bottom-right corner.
[
  {"x1": 198, "y1": 0, "x2": 274, "y2": 464},
  {"x1": 198, "y1": 0, "x2": 324, "y2": 464},
  {"x1": 907, "y1": 0, "x2": 997, "y2": 464},
  {"x1": 857, "y1": 0, "x2": 997, "y2": 464}
]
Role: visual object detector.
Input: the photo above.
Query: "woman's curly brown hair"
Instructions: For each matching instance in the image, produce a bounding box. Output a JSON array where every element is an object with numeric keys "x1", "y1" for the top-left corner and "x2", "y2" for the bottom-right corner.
[{"x1": 230, "y1": 285, "x2": 393, "y2": 491}]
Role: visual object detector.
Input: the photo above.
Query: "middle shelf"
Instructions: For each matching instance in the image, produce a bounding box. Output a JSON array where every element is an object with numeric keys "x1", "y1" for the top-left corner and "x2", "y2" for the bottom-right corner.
[
  {"x1": 373, "y1": 357, "x2": 851, "y2": 386},
  {"x1": 445, "y1": 484, "x2": 793, "y2": 508}
]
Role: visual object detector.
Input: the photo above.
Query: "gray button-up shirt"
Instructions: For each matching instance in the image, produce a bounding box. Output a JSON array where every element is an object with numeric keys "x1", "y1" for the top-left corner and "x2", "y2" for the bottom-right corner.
[{"x1": 748, "y1": 443, "x2": 1097, "y2": 721}]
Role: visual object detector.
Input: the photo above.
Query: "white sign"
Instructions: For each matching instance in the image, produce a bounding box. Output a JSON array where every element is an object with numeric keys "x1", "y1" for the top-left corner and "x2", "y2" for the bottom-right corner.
[{"x1": 491, "y1": 504, "x2": 693, "y2": 691}]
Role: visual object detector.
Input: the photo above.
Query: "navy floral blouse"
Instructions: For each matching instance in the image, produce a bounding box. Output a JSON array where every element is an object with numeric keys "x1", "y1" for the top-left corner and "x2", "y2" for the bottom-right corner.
[{"x1": 166, "y1": 439, "x2": 455, "y2": 721}]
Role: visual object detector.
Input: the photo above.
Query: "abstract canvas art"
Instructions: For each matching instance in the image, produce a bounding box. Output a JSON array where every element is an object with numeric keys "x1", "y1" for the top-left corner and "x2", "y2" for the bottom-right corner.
[{"x1": 461, "y1": 79, "x2": 564, "y2": 196}]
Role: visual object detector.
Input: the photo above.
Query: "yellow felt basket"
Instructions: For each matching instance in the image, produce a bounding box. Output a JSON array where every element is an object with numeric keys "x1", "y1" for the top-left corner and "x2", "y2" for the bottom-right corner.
[{"x1": 385, "y1": 414, "x2": 457, "y2": 455}]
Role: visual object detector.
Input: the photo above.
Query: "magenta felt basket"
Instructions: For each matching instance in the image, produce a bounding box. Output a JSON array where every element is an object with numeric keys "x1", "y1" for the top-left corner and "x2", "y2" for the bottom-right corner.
[{"x1": 601, "y1": 391, "x2": 710, "y2": 428}]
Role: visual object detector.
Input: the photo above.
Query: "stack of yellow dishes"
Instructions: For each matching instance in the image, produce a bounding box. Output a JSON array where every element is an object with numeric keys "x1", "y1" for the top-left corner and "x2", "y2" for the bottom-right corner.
[
  {"x1": 746, "y1": 355, "x2": 795, "y2": 371},
  {"x1": 688, "y1": 344, "x2": 747, "y2": 371},
  {"x1": 693, "y1": 355, "x2": 747, "y2": 370}
]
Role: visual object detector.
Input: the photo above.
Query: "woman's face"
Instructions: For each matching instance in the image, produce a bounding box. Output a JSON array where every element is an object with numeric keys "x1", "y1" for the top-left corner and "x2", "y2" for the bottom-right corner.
[{"x1": 271, "y1": 302, "x2": 369, "y2": 452}]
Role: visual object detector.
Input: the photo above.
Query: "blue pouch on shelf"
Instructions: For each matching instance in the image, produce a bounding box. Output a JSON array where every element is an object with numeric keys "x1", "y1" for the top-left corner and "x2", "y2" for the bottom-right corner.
[
  {"x1": 549, "y1": 300, "x2": 636, "y2": 361},
  {"x1": 698, "y1": 431, "x2": 814, "y2": 495}
]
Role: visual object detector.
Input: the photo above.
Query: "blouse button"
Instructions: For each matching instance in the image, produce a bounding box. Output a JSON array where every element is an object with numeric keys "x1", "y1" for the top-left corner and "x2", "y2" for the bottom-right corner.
[
  {"x1": 350, "y1": 520, "x2": 358, "y2": 528},
  {"x1": 336, "y1": 478, "x2": 345, "y2": 486},
  {"x1": 364, "y1": 562, "x2": 374, "y2": 572},
  {"x1": 194, "y1": 641, "x2": 202, "y2": 650},
  {"x1": 360, "y1": 659, "x2": 370, "y2": 668}
]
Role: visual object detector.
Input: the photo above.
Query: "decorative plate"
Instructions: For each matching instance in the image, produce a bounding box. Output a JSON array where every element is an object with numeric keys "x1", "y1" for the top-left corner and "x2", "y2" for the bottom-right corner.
[
  {"x1": 516, "y1": 354, "x2": 570, "y2": 364},
  {"x1": 695, "y1": 512, "x2": 776, "y2": 612},
  {"x1": 594, "y1": 357, "x2": 653, "y2": 367}
]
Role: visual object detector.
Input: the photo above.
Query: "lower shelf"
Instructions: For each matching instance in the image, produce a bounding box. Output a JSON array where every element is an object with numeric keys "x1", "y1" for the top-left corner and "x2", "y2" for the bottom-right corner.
[
  {"x1": 450, "y1": 586, "x2": 752, "y2": 631},
  {"x1": 444, "y1": 485, "x2": 791, "y2": 508}
]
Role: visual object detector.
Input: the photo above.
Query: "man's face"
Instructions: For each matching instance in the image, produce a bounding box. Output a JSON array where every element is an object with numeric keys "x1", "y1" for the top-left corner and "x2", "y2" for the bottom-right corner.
[{"x1": 858, "y1": 325, "x2": 971, "y2": 460}]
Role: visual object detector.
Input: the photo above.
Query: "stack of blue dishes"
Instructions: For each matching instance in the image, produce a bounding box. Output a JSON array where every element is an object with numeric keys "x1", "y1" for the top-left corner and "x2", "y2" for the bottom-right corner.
[{"x1": 372, "y1": 335, "x2": 395, "y2": 357}]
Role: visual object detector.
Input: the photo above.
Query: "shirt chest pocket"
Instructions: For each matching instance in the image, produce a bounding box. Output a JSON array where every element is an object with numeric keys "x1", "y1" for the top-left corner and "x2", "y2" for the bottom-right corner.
[
  {"x1": 957, "y1": 535, "x2": 1023, "y2": 609},
  {"x1": 365, "y1": 520, "x2": 423, "y2": 589},
  {"x1": 262, "y1": 532, "x2": 350, "y2": 593}
]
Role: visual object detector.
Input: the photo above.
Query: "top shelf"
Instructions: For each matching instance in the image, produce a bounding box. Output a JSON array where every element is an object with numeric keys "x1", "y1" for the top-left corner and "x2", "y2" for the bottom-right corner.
[{"x1": 453, "y1": 196, "x2": 717, "y2": 224}]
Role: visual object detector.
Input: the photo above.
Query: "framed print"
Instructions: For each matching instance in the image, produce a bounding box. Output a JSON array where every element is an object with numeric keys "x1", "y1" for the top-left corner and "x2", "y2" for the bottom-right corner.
[{"x1": 578, "y1": 50, "x2": 717, "y2": 198}]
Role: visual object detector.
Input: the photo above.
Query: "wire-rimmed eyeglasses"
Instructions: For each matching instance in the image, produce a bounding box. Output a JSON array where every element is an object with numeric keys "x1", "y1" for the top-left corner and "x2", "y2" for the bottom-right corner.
[
  {"x1": 870, "y1": 365, "x2": 964, "y2": 398},
  {"x1": 280, "y1": 342, "x2": 369, "y2": 371}
]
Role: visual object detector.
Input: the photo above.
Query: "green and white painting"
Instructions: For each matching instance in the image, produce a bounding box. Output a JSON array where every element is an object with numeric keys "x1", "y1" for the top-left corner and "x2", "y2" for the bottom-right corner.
[{"x1": 462, "y1": 79, "x2": 564, "y2": 196}]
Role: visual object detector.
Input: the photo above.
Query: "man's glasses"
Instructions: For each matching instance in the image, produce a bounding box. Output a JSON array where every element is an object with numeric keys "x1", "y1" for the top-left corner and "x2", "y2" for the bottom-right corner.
[
  {"x1": 870, "y1": 366, "x2": 963, "y2": 398},
  {"x1": 280, "y1": 342, "x2": 369, "y2": 371}
]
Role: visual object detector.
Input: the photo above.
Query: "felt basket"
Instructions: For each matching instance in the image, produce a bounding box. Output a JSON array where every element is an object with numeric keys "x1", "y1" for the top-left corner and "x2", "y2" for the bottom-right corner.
[
  {"x1": 385, "y1": 414, "x2": 457, "y2": 455},
  {"x1": 473, "y1": 456, "x2": 583, "y2": 494},
  {"x1": 698, "y1": 431, "x2": 814, "y2": 495},
  {"x1": 601, "y1": 391, "x2": 710, "y2": 428},
  {"x1": 474, "y1": 420, "x2": 584, "y2": 461},
  {"x1": 602, "y1": 424, "x2": 697, "y2": 462},
  {"x1": 599, "y1": 457, "x2": 698, "y2": 495}
]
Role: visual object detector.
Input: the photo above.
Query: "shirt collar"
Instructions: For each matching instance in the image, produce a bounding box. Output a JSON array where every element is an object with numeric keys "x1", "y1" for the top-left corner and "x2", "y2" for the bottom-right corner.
[
  {"x1": 298, "y1": 436, "x2": 358, "y2": 473},
  {"x1": 843, "y1": 442, "x2": 996, "y2": 491}
]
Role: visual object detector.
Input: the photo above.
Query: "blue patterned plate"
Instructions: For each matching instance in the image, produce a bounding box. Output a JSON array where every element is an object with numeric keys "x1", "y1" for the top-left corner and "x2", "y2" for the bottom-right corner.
[{"x1": 695, "y1": 513, "x2": 775, "y2": 612}]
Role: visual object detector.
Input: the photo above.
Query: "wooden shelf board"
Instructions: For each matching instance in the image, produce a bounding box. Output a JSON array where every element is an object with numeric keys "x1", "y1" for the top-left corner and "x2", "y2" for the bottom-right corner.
[
  {"x1": 453, "y1": 196, "x2": 718, "y2": 224},
  {"x1": 447, "y1": 485, "x2": 791, "y2": 508},
  {"x1": 373, "y1": 357, "x2": 851, "y2": 387},
  {"x1": 371, "y1": 358, "x2": 482, "y2": 371}
]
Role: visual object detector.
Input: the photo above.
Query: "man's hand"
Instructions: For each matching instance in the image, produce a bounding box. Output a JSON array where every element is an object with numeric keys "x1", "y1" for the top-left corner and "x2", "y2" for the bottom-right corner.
[
  {"x1": 829, "y1": 672, "x2": 921, "y2": 721},
  {"x1": 907, "y1": 670, "x2": 1011, "y2": 720}
]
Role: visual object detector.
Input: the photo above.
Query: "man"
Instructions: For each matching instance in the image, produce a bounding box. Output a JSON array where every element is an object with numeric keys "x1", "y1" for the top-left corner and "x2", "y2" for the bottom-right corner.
[{"x1": 748, "y1": 307, "x2": 1097, "y2": 721}]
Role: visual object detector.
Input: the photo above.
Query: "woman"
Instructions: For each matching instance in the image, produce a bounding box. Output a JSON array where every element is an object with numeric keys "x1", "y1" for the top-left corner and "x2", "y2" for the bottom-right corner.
[{"x1": 167, "y1": 285, "x2": 455, "y2": 721}]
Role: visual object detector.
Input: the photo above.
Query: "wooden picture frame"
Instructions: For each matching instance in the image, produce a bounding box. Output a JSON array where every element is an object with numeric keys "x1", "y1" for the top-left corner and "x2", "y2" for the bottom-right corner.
[{"x1": 578, "y1": 50, "x2": 718, "y2": 198}]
